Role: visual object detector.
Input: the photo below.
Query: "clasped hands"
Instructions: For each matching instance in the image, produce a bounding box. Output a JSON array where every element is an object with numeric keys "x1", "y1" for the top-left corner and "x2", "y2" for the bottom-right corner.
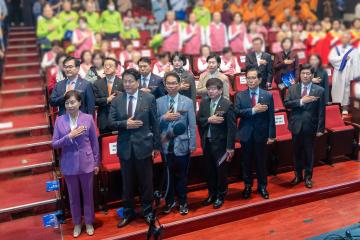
[{"x1": 253, "y1": 103, "x2": 268, "y2": 113}]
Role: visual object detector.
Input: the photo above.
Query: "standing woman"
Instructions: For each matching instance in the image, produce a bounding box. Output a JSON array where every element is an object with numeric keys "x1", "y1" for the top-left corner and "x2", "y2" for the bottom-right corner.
[
  {"x1": 52, "y1": 90, "x2": 99, "y2": 238},
  {"x1": 86, "y1": 51, "x2": 106, "y2": 84},
  {"x1": 182, "y1": 13, "x2": 205, "y2": 56},
  {"x1": 309, "y1": 54, "x2": 330, "y2": 103},
  {"x1": 72, "y1": 17, "x2": 96, "y2": 59},
  {"x1": 273, "y1": 37, "x2": 300, "y2": 99},
  {"x1": 228, "y1": 13, "x2": 248, "y2": 54},
  {"x1": 79, "y1": 50, "x2": 93, "y2": 79}
]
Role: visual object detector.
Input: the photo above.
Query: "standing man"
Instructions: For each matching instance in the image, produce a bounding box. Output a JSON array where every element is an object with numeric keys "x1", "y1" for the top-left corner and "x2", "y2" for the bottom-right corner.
[
  {"x1": 109, "y1": 68, "x2": 161, "y2": 227},
  {"x1": 50, "y1": 56, "x2": 95, "y2": 116},
  {"x1": 235, "y1": 68, "x2": 275, "y2": 200},
  {"x1": 245, "y1": 37, "x2": 273, "y2": 90},
  {"x1": 329, "y1": 32, "x2": 360, "y2": 115},
  {"x1": 93, "y1": 57, "x2": 124, "y2": 134},
  {"x1": 284, "y1": 64, "x2": 325, "y2": 188},
  {"x1": 157, "y1": 72, "x2": 196, "y2": 216},
  {"x1": 197, "y1": 53, "x2": 230, "y2": 100},
  {"x1": 138, "y1": 57, "x2": 166, "y2": 99},
  {"x1": 197, "y1": 78, "x2": 236, "y2": 209},
  {"x1": 206, "y1": 12, "x2": 228, "y2": 53}
]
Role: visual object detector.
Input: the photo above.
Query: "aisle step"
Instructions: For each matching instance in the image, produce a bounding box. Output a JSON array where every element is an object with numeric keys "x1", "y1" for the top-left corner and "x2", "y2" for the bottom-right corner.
[
  {"x1": 1, "y1": 79, "x2": 43, "y2": 92},
  {"x1": 4, "y1": 63, "x2": 40, "y2": 75},
  {"x1": 0, "y1": 112, "x2": 49, "y2": 136},
  {"x1": 0, "y1": 150, "x2": 53, "y2": 174},
  {"x1": 0, "y1": 87, "x2": 43, "y2": 95},
  {"x1": 0, "y1": 93, "x2": 45, "y2": 111},
  {"x1": 8, "y1": 37, "x2": 36, "y2": 45},
  {"x1": 10, "y1": 26, "x2": 35, "y2": 32},
  {"x1": 3, "y1": 73, "x2": 42, "y2": 84},
  {"x1": 0, "y1": 134, "x2": 52, "y2": 155},
  {"x1": 0, "y1": 172, "x2": 58, "y2": 222},
  {"x1": 5, "y1": 52, "x2": 39, "y2": 64},
  {"x1": 7, "y1": 44, "x2": 38, "y2": 54}
]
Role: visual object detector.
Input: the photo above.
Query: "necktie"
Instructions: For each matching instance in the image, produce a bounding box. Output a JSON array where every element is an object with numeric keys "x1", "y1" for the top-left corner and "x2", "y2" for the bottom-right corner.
[
  {"x1": 301, "y1": 86, "x2": 308, "y2": 97},
  {"x1": 251, "y1": 91, "x2": 257, "y2": 107},
  {"x1": 210, "y1": 101, "x2": 217, "y2": 116},
  {"x1": 128, "y1": 96, "x2": 134, "y2": 118},
  {"x1": 66, "y1": 81, "x2": 75, "y2": 92},
  {"x1": 142, "y1": 77, "x2": 148, "y2": 88},
  {"x1": 169, "y1": 97, "x2": 175, "y2": 112},
  {"x1": 107, "y1": 80, "x2": 112, "y2": 96}
]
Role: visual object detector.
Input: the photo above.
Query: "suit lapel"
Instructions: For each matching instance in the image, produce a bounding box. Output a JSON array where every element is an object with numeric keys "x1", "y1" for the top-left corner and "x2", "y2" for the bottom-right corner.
[
  {"x1": 134, "y1": 91, "x2": 143, "y2": 117},
  {"x1": 102, "y1": 77, "x2": 109, "y2": 97},
  {"x1": 244, "y1": 89, "x2": 252, "y2": 108},
  {"x1": 148, "y1": 74, "x2": 155, "y2": 88},
  {"x1": 75, "y1": 77, "x2": 82, "y2": 90},
  {"x1": 61, "y1": 114, "x2": 71, "y2": 134},
  {"x1": 112, "y1": 77, "x2": 121, "y2": 94}
]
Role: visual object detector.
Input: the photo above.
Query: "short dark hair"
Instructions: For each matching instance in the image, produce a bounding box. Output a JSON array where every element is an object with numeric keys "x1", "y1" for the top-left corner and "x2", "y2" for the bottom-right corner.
[
  {"x1": 78, "y1": 16, "x2": 87, "y2": 23},
  {"x1": 206, "y1": 53, "x2": 221, "y2": 64},
  {"x1": 122, "y1": 68, "x2": 141, "y2": 81},
  {"x1": 92, "y1": 50, "x2": 105, "y2": 63},
  {"x1": 299, "y1": 64, "x2": 314, "y2": 74},
  {"x1": 170, "y1": 51, "x2": 187, "y2": 65},
  {"x1": 138, "y1": 56, "x2": 151, "y2": 65},
  {"x1": 206, "y1": 78, "x2": 223, "y2": 89},
  {"x1": 246, "y1": 68, "x2": 261, "y2": 78},
  {"x1": 55, "y1": 53, "x2": 67, "y2": 65},
  {"x1": 281, "y1": 37, "x2": 293, "y2": 48},
  {"x1": 157, "y1": 51, "x2": 170, "y2": 59},
  {"x1": 63, "y1": 56, "x2": 80, "y2": 67},
  {"x1": 64, "y1": 90, "x2": 82, "y2": 102},
  {"x1": 222, "y1": 47, "x2": 232, "y2": 55},
  {"x1": 308, "y1": 54, "x2": 323, "y2": 68},
  {"x1": 104, "y1": 57, "x2": 119, "y2": 67},
  {"x1": 80, "y1": 50, "x2": 92, "y2": 63},
  {"x1": 252, "y1": 37, "x2": 263, "y2": 44},
  {"x1": 164, "y1": 71, "x2": 181, "y2": 83}
]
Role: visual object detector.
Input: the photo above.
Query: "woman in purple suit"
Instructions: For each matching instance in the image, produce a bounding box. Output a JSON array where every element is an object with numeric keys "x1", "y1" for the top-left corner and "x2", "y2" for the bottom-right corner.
[{"x1": 52, "y1": 90, "x2": 99, "y2": 238}]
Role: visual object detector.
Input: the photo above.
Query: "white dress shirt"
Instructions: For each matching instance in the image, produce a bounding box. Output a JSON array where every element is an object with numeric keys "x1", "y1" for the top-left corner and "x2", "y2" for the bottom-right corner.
[{"x1": 126, "y1": 90, "x2": 139, "y2": 117}]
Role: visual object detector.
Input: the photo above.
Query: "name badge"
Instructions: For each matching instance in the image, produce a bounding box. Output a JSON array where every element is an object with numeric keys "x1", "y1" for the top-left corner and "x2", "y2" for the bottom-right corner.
[
  {"x1": 297, "y1": 51, "x2": 306, "y2": 59},
  {"x1": 109, "y1": 142, "x2": 117, "y2": 155},
  {"x1": 240, "y1": 56, "x2": 246, "y2": 63},
  {"x1": 111, "y1": 41, "x2": 121, "y2": 49},
  {"x1": 141, "y1": 49, "x2": 151, "y2": 57},
  {"x1": 275, "y1": 115, "x2": 285, "y2": 125},
  {"x1": 239, "y1": 76, "x2": 247, "y2": 84}
]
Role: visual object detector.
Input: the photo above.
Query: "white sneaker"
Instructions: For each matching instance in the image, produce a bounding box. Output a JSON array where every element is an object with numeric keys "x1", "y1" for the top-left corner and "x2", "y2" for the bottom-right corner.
[
  {"x1": 86, "y1": 224, "x2": 94, "y2": 236},
  {"x1": 73, "y1": 224, "x2": 82, "y2": 238},
  {"x1": 342, "y1": 110, "x2": 349, "y2": 115}
]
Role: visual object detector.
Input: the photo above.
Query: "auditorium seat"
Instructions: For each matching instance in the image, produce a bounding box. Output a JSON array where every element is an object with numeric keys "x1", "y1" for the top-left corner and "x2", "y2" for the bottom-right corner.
[
  {"x1": 267, "y1": 30, "x2": 278, "y2": 46},
  {"x1": 269, "y1": 89, "x2": 285, "y2": 112},
  {"x1": 140, "y1": 48, "x2": 155, "y2": 59},
  {"x1": 131, "y1": 39, "x2": 141, "y2": 49},
  {"x1": 235, "y1": 52, "x2": 247, "y2": 71},
  {"x1": 191, "y1": 126, "x2": 203, "y2": 157},
  {"x1": 294, "y1": 48, "x2": 307, "y2": 65},
  {"x1": 192, "y1": 56, "x2": 201, "y2": 76},
  {"x1": 325, "y1": 67, "x2": 333, "y2": 86},
  {"x1": 273, "y1": 111, "x2": 293, "y2": 173},
  {"x1": 234, "y1": 73, "x2": 248, "y2": 92},
  {"x1": 325, "y1": 104, "x2": 359, "y2": 162}
]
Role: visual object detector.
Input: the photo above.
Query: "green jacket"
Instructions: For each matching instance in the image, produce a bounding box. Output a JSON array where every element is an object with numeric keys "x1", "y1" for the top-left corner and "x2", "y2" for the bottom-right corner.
[
  {"x1": 192, "y1": 7, "x2": 211, "y2": 27},
  {"x1": 82, "y1": 12, "x2": 100, "y2": 33},
  {"x1": 100, "y1": 10, "x2": 123, "y2": 34},
  {"x1": 36, "y1": 16, "x2": 63, "y2": 41},
  {"x1": 120, "y1": 27, "x2": 140, "y2": 39},
  {"x1": 58, "y1": 10, "x2": 79, "y2": 32}
]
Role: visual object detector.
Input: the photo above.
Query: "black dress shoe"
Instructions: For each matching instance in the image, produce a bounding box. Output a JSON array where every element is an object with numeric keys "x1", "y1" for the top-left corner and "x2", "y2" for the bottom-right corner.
[
  {"x1": 242, "y1": 186, "x2": 252, "y2": 199},
  {"x1": 213, "y1": 198, "x2": 224, "y2": 209},
  {"x1": 291, "y1": 176, "x2": 303, "y2": 186},
  {"x1": 117, "y1": 216, "x2": 134, "y2": 228},
  {"x1": 305, "y1": 178, "x2": 313, "y2": 188},
  {"x1": 258, "y1": 188, "x2": 269, "y2": 199},
  {"x1": 202, "y1": 195, "x2": 216, "y2": 206}
]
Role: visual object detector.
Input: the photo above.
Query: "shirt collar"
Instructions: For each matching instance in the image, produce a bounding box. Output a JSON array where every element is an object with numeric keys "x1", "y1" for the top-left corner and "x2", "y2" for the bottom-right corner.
[
  {"x1": 249, "y1": 87, "x2": 260, "y2": 95},
  {"x1": 302, "y1": 82, "x2": 312, "y2": 89},
  {"x1": 168, "y1": 93, "x2": 179, "y2": 102},
  {"x1": 142, "y1": 73, "x2": 151, "y2": 80},
  {"x1": 127, "y1": 90, "x2": 139, "y2": 99},
  {"x1": 106, "y1": 75, "x2": 115, "y2": 83},
  {"x1": 210, "y1": 96, "x2": 221, "y2": 105},
  {"x1": 67, "y1": 75, "x2": 78, "y2": 84}
]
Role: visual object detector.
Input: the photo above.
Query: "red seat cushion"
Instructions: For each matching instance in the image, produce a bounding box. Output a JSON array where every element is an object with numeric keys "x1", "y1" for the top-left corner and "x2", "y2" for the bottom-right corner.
[
  {"x1": 269, "y1": 89, "x2": 285, "y2": 111},
  {"x1": 101, "y1": 135, "x2": 120, "y2": 171},
  {"x1": 234, "y1": 74, "x2": 248, "y2": 92},
  {"x1": 276, "y1": 133, "x2": 292, "y2": 141},
  {"x1": 327, "y1": 125, "x2": 354, "y2": 132},
  {"x1": 325, "y1": 105, "x2": 346, "y2": 129},
  {"x1": 103, "y1": 162, "x2": 120, "y2": 172},
  {"x1": 275, "y1": 112, "x2": 291, "y2": 140}
]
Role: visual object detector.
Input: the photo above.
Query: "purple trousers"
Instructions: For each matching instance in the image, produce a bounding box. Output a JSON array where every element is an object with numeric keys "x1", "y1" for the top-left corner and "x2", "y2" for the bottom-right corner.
[{"x1": 64, "y1": 172, "x2": 94, "y2": 225}]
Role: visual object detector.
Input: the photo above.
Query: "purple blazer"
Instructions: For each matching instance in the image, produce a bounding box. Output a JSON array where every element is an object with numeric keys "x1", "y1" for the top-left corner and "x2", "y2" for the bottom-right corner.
[{"x1": 52, "y1": 111, "x2": 100, "y2": 175}]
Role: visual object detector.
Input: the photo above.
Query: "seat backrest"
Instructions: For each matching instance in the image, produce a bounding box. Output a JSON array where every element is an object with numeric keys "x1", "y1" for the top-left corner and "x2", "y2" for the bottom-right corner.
[
  {"x1": 140, "y1": 48, "x2": 154, "y2": 58},
  {"x1": 192, "y1": 56, "x2": 200, "y2": 76},
  {"x1": 294, "y1": 48, "x2": 307, "y2": 64},
  {"x1": 274, "y1": 111, "x2": 291, "y2": 136},
  {"x1": 325, "y1": 104, "x2": 346, "y2": 129},
  {"x1": 101, "y1": 134, "x2": 119, "y2": 166},
  {"x1": 267, "y1": 30, "x2": 278, "y2": 45},
  {"x1": 325, "y1": 67, "x2": 333, "y2": 86},
  {"x1": 234, "y1": 73, "x2": 248, "y2": 92},
  {"x1": 269, "y1": 89, "x2": 285, "y2": 112},
  {"x1": 131, "y1": 39, "x2": 141, "y2": 49},
  {"x1": 236, "y1": 53, "x2": 247, "y2": 70}
]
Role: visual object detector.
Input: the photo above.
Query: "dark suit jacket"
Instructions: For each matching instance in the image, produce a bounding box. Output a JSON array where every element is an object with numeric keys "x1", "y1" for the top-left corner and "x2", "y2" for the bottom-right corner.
[
  {"x1": 108, "y1": 91, "x2": 161, "y2": 161},
  {"x1": 273, "y1": 51, "x2": 300, "y2": 85},
  {"x1": 143, "y1": 73, "x2": 166, "y2": 99},
  {"x1": 245, "y1": 51, "x2": 273, "y2": 88},
  {"x1": 50, "y1": 76, "x2": 95, "y2": 116},
  {"x1": 93, "y1": 76, "x2": 124, "y2": 131},
  {"x1": 235, "y1": 88, "x2": 276, "y2": 143},
  {"x1": 284, "y1": 83, "x2": 325, "y2": 135},
  {"x1": 313, "y1": 68, "x2": 329, "y2": 104},
  {"x1": 197, "y1": 96, "x2": 236, "y2": 156}
]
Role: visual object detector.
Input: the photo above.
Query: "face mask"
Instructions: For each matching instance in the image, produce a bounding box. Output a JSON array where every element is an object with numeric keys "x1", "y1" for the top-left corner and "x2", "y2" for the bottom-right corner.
[{"x1": 108, "y1": 5, "x2": 115, "y2": 11}]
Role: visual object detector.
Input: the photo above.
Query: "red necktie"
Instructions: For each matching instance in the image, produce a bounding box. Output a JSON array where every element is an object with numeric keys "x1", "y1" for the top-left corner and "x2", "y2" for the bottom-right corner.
[
  {"x1": 301, "y1": 86, "x2": 307, "y2": 97},
  {"x1": 128, "y1": 96, "x2": 134, "y2": 118},
  {"x1": 251, "y1": 92, "x2": 256, "y2": 107}
]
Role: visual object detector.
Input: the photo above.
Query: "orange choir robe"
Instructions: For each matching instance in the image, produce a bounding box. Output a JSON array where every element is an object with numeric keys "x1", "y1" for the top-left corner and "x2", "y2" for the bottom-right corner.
[
  {"x1": 254, "y1": 0, "x2": 270, "y2": 23},
  {"x1": 351, "y1": 29, "x2": 360, "y2": 48},
  {"x1": 268, "y1": 0, "x2": 295, "y2": 17},
  {"x1": 204, "y1": 0, "x2": 224, "y2": 13},
  {"x1": 322, "y1": 30, "x2": 342, "y2": 66},
  {"x1": 299, "y1": 1, "x2": 317, "y2": 23}
]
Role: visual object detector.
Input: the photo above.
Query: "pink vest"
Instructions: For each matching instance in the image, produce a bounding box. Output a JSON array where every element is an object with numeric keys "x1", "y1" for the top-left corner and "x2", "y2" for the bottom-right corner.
[
  {"x1": 210, "y1": 22, "x2": 226, "y2": 53},
  {"x1": 162, "y1": 21, "x2": 180, "y2": 53},
  {"x1": 229, "y1": 23, "x2": 246, "y2": 53},
  {"x1": 183, "y1": 24, "x2": 202, "y2": 55},
  {"x1": 221, "y1": 56, "x2": 237, "y2": 75},
  {"x1": 126, "y1": 62, "x2": 139, "y2": 70},
  {"x1": 74, "y1": 29, "x2": 94, "y2": 59}
]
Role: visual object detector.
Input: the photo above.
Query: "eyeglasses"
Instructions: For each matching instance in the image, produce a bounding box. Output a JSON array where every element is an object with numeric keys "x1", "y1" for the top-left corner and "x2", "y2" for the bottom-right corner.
[
  {"x1": 64, "y1": 65, "x2": 75, "y2": 69},
  {"x1": 246, "y1": 76, "x2": 258, "y2": 80}
]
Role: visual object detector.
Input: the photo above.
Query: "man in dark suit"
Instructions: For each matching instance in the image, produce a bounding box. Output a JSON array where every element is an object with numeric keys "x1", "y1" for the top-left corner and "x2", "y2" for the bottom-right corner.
[
  {"x1": 235, "y1": 68, "x2": 276, "y2": 200},
  {"x1": 93, "y1": 57, "x2": 124, "y2": 134},
  {"x1": 284, "y1": 64, "x2": 325, "y2": 188},
  {"x1": 50, "y1": 56, "x2": 95, "y2": 116},
  {"x1": 245, "y1": 37, "x2": 273, "y2": 89},
  {"x1": 108, "y1": 68, "x2": 161, "y2": 227},
  {"x1": 197, "y1": 78, "x2": 236, "y2": 209},
  {"x1": 138, "y1": 57, "x2": 166, "y2": 99}
]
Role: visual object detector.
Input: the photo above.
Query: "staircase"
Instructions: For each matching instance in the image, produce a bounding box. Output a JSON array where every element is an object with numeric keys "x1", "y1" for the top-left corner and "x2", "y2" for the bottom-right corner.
[{"x1": 0, "y1": 26, "x2": 61, "y2": 239}]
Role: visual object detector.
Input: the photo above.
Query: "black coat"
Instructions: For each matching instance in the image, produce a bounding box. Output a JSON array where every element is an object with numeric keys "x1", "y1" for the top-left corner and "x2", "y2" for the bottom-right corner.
[{"x1": 245, "y1": 51, "x2": 273, "y2": 88}]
